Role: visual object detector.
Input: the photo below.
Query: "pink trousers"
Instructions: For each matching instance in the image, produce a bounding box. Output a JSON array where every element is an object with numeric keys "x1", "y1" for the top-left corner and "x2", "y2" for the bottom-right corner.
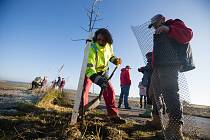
[{"x1": 82, "y1": 76, "x2": 118, "y2": 116}]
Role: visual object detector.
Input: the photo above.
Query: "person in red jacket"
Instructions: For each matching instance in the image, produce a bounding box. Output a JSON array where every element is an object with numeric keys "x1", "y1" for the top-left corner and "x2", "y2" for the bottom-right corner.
[
  {"x1": 147, "y1": 14, "x2": 193, "y2": 140},
  {"x1": 59, "y1": 78, "x2": 65, "y2": 93},
  {"x1": 118, "y1": 65, "x2": 132, "y2": 109}
]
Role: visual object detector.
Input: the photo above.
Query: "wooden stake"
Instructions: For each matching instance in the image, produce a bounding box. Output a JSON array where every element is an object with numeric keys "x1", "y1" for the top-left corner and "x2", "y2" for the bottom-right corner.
[{"x1": 70, "y1": 33, "x2": 93, "y2": 124}]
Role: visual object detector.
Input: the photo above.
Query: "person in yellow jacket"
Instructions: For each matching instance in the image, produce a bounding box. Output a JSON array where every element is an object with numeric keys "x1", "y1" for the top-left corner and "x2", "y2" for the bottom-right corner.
[{"x1": 82, "y1": 28, "x2": 126, "y2": 123}]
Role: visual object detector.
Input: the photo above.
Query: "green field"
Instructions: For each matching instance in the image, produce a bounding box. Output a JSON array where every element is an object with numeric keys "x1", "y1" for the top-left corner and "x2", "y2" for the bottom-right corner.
[{"x1": 0, "y1": 81, "x2": 30, "y2": 90}]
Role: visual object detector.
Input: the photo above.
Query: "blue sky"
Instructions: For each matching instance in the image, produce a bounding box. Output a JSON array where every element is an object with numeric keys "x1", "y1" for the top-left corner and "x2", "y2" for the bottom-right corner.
[{"x1": 1, "y1": 0, "x2": 210, "y2": 106}]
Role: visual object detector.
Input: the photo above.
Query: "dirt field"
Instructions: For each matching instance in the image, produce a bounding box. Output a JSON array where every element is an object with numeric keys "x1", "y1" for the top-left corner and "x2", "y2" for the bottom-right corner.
[{"x1": 0, "y1": 81, "x2": 210, "y2": 139}]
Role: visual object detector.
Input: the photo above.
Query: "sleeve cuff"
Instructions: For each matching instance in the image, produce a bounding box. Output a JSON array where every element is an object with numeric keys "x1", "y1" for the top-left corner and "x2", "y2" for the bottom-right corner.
[{"x1": 89, "y1": 73, "x2": 98, "y2": 82}]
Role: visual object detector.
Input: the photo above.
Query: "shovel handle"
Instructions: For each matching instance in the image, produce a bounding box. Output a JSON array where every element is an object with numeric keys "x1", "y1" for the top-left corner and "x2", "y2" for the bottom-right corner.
[
  {"x1": 98, "y1": 66, "x2": 118, "y2": 100},
  {"x1": 108, "y1": 66, "x2": 118, "y2": 81}
]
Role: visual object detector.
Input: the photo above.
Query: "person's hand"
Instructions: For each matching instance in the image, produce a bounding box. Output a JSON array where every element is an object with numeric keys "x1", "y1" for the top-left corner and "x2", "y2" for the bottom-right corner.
[
  {"x1": 155, "y1": 25, "x2": 169, "y2": 34},
  {"x1": 94, "y1": 75, "x2": 108, "y2": 89},
  {"x1": 116, "y1": 58, "x2": 122, "y2": 66},
  {"x1": 138, "y1": 67, "x2": 145, "y2": 73}
]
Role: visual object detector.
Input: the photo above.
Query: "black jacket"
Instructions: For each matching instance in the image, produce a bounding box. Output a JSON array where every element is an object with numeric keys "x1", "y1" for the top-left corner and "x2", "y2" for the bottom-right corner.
[{"x1": 153, "y1": 33, "x2": 195, "y2": 72}]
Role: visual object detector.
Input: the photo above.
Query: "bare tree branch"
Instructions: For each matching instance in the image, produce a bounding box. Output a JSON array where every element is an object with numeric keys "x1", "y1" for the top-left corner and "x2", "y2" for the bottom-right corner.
[
  {"x1": 80, "y1": 26, "x2": 89, "y2": 32},
  {"x1": 71, "y1": 38, "x2": 86, "y2": 41},
  {"x1": 71, "y1": 0, "x2": 103, "y2": 41}
]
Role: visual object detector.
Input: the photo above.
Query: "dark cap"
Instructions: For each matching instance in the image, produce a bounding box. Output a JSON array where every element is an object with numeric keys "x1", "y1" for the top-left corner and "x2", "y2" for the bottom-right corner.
[
  {"x1": 138, "y1": 67, "x2": 145, "y2": 73},
  {"x1": 146, "y1": 52, "x2": 152, "y2": 58},
  {"x1": 125, "y1": 65, "x2": 131, "y2": 69},
  {"x1": 148, "y1": 14, "x2": 164, "y2": 28}
]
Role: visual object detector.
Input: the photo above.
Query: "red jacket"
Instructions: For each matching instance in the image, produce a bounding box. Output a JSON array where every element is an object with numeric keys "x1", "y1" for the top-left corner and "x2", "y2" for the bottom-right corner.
[
  {"x1": 120, "y1": 68, "x2": 131, "y2": 86},
  {"x1": 166, "y1": 19, "x2": 193, "y2": 44},
  {"x1": 60, "y1": 80, "x2": 65, "y2": 87},
  {"x1": 152, "y1": 19, "x2": 193, "y2": 65}
]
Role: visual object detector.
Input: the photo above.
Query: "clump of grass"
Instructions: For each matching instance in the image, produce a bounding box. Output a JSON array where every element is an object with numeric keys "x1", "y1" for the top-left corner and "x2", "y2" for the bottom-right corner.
[
  {"x1": 101, "y1": 126, "x2": 129, "y2": 140},
  {"x1": 0, "y1": 108, "x2": 72, "y2": 139},
  {"x1": 16, "y1": 102, "x2": 44, "y2": 113},
  {"x1": 36, "y1": 89, "x2": 72, "y2": 112},
  {"x1": 65, "y1": 125, "x2": 82, "y2": 139},
  {"x1": 36, "y1": 89, "x2": 59, "y2": 106}
]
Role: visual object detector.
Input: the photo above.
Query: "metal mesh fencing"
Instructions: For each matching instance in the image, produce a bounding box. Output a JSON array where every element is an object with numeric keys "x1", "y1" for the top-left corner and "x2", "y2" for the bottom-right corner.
[{"x1": 131, "y1": 22, "x2": 199, "y2": 140}]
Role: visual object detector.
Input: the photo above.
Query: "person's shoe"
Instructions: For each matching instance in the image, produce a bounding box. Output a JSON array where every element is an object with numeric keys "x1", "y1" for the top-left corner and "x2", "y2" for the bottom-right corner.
[
  {"x1": 118, "y1": 103, "x2": 122, "y2": 108},
  {"x1": 140, "y1": 104, "x2": 143, "y2": 108},
  {"x1": 145, "y1": 115, "x2": 162, "y2": 130},
  {"x1": 139, "y1": 104, "x2": 153, "y2": 118},
  {"x1": 125, "y1": 106, "x2": 131, "y2": 109},
  {"x1": 110, "y1": 116, "x2": 127, "y2": 124},
  {"x1": 118, "y1": 98, "x2": 122, "y2": 109}
]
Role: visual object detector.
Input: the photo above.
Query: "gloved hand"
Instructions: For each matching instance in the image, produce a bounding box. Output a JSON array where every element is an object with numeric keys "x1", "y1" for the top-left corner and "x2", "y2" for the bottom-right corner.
[
  {"x1": 94, "y1": 75, "x2": 108, "y2": 89},
  {"x1": 116, "y1": 58, "x2": 122, "y2": 66},
  {"x1": 155, "y1": 25, "x2": 169, "y2": 34},
  {"x1": 138, "y1": 67, "x2": 145, "y2": 73}
]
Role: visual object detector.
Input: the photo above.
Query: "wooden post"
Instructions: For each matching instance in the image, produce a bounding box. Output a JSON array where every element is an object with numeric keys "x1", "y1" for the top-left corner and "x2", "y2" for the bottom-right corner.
[
  {"x1": 70, "y1": 0, "x2": 102, "y2": 125},
  {"x1": 70, "y1": 33, "x2": 93, "y2": 124}
]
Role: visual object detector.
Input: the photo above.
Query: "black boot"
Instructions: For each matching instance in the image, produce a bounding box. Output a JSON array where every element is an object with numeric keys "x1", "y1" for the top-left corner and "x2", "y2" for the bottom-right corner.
[
  {"x1": 140, "y1": 104, "x2": 143, "y2": 108},
  {"x1": 118, "y1": 104, "x2": 121, "y2": 108},
  {"x1": 118, "y1": 97, "x2": 123, "y2": 108}
]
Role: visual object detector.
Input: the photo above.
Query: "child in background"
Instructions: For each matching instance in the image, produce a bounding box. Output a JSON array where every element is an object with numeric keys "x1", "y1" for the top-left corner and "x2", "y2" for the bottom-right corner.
[
  {"x1": 51, "y1": 80, "x2": 56, "y2": 89},
  {"x1": 138, "y1": 81, "x2": 147, "y2": 108}
]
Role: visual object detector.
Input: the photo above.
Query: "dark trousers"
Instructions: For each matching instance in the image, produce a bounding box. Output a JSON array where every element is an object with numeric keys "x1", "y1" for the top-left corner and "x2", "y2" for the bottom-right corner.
[
  {"x1": 118, "y1": 85, "x2": 130, "y2": 108},
  {"x1": 31, "y1": 81, "x2": 39, "y2": 89},
  {"x1": 150, "y1": 66, "x2": 183, "y2": 122},
  {"x1": 140, "y1": 95, "x2": 147, "y2": 108},
  {"x1": 146, "y1": 81, "x2": 152, "y2": 105}
]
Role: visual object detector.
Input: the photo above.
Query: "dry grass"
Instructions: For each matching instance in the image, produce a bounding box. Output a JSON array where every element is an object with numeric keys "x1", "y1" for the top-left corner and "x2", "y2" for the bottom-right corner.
[
  {"x1": 0, "y1": 87, "x2": 162, "y2": 139},
  {"x1": 0, "y1": 81, "x2": 208, "y2": 139}
]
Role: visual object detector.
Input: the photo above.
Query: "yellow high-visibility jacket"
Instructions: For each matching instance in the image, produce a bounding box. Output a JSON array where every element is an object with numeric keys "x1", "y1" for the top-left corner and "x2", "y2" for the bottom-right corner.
[{"x1": 86, "y1": 42, "x2": 117, "y2": 78}]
